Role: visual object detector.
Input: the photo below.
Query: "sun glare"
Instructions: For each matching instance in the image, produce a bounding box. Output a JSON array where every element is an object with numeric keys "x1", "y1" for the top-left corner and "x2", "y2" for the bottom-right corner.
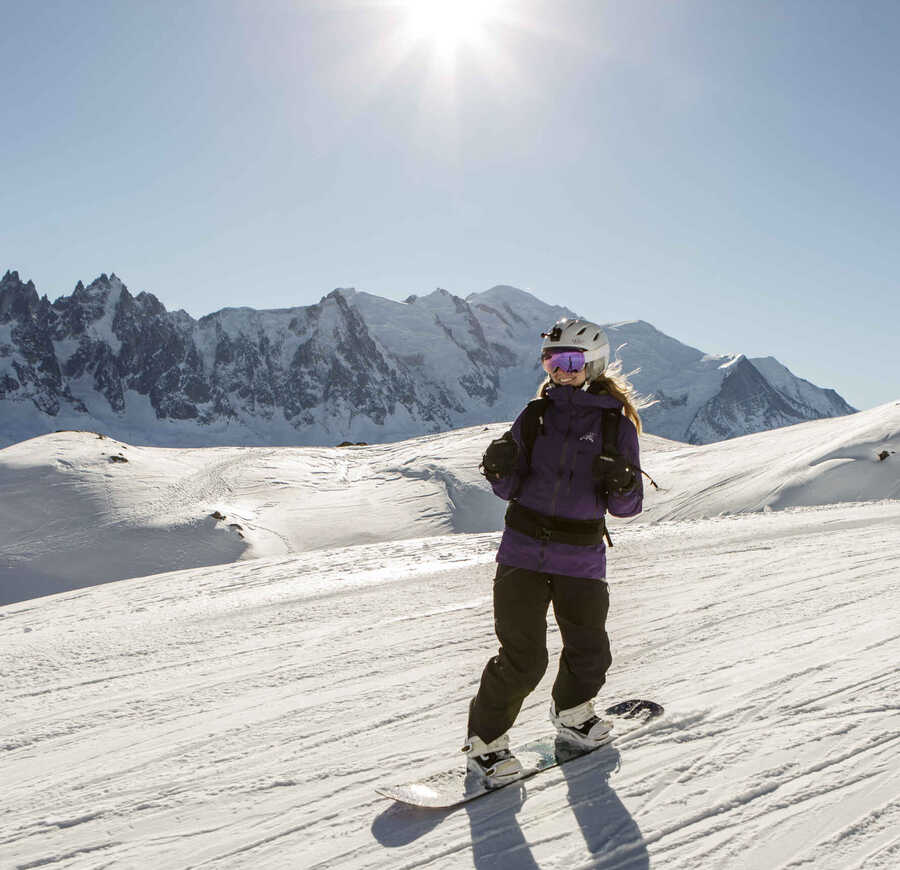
[{"x1": 403, "y1": 0, "x2": 501, "y2": 56}]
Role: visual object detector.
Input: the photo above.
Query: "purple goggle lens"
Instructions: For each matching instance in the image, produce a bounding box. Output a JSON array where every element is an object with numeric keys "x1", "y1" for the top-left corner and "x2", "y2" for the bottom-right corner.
[{"x1": 541, "y1": 349, "x2": 586, "y2": 373}]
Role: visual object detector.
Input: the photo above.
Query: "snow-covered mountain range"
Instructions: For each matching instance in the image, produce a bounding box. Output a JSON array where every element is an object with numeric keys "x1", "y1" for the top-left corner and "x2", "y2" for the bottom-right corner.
[{"x1": 0, "y1": 269, "x2": 855, "y2": 448}]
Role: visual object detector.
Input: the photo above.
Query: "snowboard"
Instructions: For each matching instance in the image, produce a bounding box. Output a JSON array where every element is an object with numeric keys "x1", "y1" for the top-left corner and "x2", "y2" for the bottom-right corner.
[{"x1": 376, "y1": 699, "x2": 663, "y2": 809}]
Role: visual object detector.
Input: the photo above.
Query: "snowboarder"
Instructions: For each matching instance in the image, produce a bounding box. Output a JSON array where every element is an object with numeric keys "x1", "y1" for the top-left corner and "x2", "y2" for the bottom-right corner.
[{"x1": 464, "y1": 318, "x2": 645, "y2": 785}]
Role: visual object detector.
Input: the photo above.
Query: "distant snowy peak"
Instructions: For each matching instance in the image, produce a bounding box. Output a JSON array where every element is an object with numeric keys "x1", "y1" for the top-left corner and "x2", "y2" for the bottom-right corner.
[
  {"x1": 467, "y1": 285, "x2": 575, "y2": 333},
  {"x1": 0, "y1": 270, "x2": 856, "y2": 448},
  {"x1": 597, "y1": 322, "x2": 855, "y2": 444}
]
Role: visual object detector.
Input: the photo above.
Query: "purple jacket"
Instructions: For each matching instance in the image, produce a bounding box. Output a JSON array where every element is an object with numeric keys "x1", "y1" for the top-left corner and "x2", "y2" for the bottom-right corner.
[{"x1": 491, "y1": 384, "x2": 643, "y2": 579}]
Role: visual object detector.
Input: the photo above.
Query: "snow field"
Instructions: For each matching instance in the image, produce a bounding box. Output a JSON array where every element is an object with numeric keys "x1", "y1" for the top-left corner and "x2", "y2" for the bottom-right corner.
[
  {"x1": 1, "y1": 399, "x2": 898, "y2": 604},
  {"x1": 2, "y1": 501, "x2": 899, "y2": 869}
]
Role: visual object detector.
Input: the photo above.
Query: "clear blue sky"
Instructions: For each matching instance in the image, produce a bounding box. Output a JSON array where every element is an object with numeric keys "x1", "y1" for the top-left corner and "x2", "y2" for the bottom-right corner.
[{"x1": 2, "y1": 0, "x2": 898, "y2": 409}]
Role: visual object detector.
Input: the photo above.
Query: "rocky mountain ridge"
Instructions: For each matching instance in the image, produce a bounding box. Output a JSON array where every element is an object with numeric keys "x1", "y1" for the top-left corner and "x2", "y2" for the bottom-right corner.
[{"x1": 0, "y1": 270, "x2": 855, "y2": 448}]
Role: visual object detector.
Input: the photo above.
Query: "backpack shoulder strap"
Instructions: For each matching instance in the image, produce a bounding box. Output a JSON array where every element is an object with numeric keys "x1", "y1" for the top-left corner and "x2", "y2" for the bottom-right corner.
[
  {"x1": 520, "y1": 397, "x2": 550, "y2": 467},
  {"x1": 600, "y1": 406, "x2": 621, "y2": 457},
  {"x1": 598, "y1": 406, "x2": 623, "y2": 548}
]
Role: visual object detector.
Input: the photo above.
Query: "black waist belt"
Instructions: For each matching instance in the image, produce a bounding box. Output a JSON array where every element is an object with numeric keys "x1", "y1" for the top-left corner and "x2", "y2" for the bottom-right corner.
[{"x1": 505, "y1": 501, "x2": 610, "y2": 548}]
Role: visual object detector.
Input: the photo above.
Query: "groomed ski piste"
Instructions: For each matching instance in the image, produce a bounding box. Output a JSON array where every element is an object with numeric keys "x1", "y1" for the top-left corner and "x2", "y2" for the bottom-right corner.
[{"x1": 2, "y1": 401, "x2": 899, "y2": 868}]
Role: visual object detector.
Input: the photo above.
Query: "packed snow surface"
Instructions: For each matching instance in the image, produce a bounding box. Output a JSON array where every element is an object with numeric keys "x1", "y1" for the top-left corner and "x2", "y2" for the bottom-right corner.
[
  {"x1": 1, "y1": 401, "x2": 899, "y2": 868},
  {"x1": 2, "y1": 502, "x2": 899, "y2": 868}
]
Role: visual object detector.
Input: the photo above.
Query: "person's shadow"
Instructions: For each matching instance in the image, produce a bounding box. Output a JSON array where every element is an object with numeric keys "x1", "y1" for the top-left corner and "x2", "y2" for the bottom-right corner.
[
  {"x1": 370, "y1": 774, "x2": 537, "y2": 868},
  {"x1": 372, "y1": 745, "x2": 650, "y2": 868},
  {"x1": 560, "y1": 743, "x2": 650, "y2": 869},
  {"x1": 465, "y1": 777, "x2": 540, "y2": 869}
]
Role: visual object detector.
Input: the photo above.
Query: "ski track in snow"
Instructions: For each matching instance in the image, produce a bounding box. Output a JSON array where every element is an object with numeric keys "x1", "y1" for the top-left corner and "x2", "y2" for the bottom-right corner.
[{"x1": 1, "y1": 502, "x2": 899, "y2": 869}]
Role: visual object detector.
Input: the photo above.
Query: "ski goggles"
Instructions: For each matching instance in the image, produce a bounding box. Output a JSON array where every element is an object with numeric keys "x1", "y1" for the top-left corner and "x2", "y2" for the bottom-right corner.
[{"x1": 541, "y1": 349, "x2": 586, "y2": 373}]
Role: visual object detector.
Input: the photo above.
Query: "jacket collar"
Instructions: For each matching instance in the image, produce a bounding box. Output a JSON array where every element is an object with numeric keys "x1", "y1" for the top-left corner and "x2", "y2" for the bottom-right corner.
[{"x1": 545, "y1": 383, "x2": 623, "y2": 410}]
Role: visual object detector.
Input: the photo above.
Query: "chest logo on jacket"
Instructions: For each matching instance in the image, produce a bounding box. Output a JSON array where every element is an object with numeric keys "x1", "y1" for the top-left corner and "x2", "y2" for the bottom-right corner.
[{"x1": 579, "y1": 432, "x2": 597, "y2": 443}]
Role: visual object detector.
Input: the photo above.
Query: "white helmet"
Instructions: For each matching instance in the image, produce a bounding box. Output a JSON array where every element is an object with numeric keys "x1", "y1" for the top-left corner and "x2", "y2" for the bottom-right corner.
[{"x1": 540, "y1": 318, "x2": 610, "y2": 371}]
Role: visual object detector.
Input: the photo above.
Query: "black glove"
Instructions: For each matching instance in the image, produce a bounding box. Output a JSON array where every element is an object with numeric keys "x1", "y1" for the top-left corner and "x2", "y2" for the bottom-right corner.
[
  {"x1": 481, "y1": 432, "x2": 519, "y2": 481},
  {"x1": 592, "y1": 452, "x2": 636, "y2": 494}
]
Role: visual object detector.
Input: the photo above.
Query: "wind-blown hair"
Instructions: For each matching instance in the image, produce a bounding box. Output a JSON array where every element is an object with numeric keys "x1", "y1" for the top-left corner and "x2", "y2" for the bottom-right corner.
[{"x1": 536, "y1": 358, "x2": 648, "y2": 435}]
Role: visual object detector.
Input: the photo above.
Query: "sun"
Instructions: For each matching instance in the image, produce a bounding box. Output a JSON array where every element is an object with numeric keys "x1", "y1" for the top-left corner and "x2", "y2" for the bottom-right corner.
[{"x1": 401, "y1": 0, "x2": 502, "y2": 56}]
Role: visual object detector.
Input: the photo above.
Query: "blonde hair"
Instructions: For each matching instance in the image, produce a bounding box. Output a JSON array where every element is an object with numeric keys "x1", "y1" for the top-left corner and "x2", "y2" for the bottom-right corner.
[{"x1": 536, "y1": 359, "x2": 647, "y2": 434}]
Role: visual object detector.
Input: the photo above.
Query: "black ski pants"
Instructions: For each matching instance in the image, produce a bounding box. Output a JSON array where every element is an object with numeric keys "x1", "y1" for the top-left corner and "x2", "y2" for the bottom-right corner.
[{"x1": 468, "y1": 564, "x2": 612, "y2": 745}]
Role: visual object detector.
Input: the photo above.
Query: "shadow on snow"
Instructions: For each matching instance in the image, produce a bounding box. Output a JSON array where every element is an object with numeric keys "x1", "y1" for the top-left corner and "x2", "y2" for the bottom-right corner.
[{"x1": 371, "y1": 746, "x2": 650, "y2": 868}]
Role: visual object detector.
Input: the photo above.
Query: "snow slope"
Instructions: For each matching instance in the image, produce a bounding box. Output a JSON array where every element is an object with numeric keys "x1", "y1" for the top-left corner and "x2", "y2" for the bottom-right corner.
[
  {"x1": 1, "y1": 394, "x2": 899, "y2": 867},
  {"x1": 2, "y1": 402, "x2": 898, "y2": 604},
  {"x1": 2, "y1": 502, "x2": 898, "y2": 869},
  {"x1": 640, "y1": 399, "x2": 900, "y2": 521}
]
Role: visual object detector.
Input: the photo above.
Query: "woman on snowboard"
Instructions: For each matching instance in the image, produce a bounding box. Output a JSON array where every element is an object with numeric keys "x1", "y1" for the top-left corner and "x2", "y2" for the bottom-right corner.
[{"x1": 465, "y1": 318, "x2": 644, "y2": 785}]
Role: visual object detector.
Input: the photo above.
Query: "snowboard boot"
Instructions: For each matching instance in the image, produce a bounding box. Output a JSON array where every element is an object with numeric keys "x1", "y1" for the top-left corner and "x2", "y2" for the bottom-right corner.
[
  {"x1": 550, "y1": 699, "x2": 613, "y2": 748},
  {"x1": 462, "y1": 733, "x2": 525, "y2": 786}
]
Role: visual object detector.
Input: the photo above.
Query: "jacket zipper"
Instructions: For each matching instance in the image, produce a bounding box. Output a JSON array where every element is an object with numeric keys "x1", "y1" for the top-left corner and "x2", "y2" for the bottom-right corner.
[{"x1": 549, "y1": 398, "x2": 572, "y2": 517}]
